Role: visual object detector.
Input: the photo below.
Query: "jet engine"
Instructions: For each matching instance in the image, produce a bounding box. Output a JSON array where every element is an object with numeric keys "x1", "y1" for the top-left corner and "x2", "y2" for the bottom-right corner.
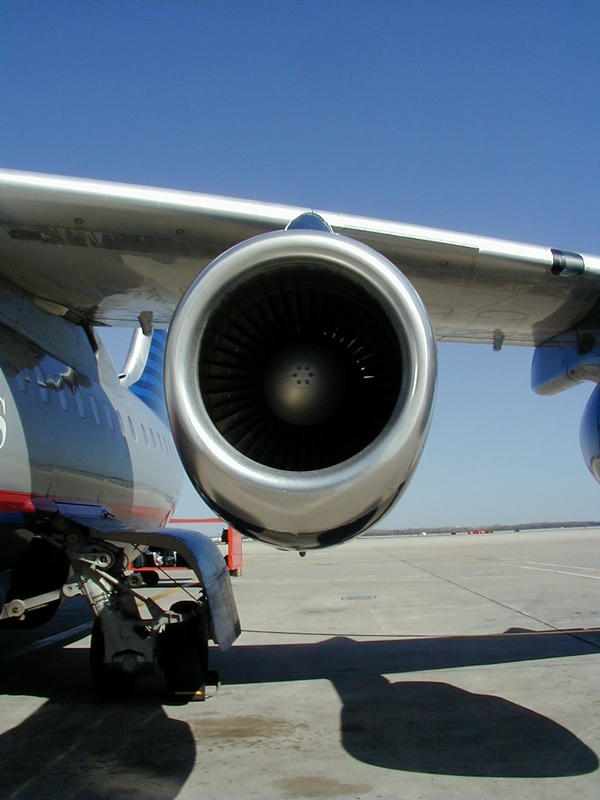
[
  {"x1": 165, "y1": 225, "x2": 436, "y2": 549},
  {"x1": 580, "y1": 383, "x2": 600, "y2": 482}
]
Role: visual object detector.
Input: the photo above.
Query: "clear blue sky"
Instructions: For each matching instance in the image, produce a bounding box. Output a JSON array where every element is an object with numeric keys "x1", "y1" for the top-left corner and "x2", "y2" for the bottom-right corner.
[{"x1": 2, "y1": 1, "x2": 599, "y2": 528}]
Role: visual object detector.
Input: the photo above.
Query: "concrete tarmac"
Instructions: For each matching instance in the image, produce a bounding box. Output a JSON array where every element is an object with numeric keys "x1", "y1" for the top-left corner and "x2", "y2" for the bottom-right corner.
[{"x1": 0, "y1": 528, "x2": 599, "y2": 799}]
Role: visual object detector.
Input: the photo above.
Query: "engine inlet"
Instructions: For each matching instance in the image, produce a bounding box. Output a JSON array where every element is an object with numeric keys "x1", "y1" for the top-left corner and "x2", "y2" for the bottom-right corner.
[{"x1": 199, "y1": 266, "x2": 402, "y2": 471}]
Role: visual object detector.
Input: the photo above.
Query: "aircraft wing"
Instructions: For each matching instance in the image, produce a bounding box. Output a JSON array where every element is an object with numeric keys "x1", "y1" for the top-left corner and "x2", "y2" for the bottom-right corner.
[{"x1": 1, "y1": 168, "x2": 599, "y2": 345}]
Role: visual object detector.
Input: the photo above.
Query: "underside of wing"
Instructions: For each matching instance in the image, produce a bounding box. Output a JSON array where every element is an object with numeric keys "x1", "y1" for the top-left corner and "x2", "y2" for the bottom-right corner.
[{"x1": 1, "y1": 169, "x2": 599, "y2": 344}]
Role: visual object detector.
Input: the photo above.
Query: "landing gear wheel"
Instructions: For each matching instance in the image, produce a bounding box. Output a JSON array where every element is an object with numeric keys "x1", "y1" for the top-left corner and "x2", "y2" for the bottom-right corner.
[
  {"x1": 159, "y1": 601, "x2": 208, "y2": 700},
  {"x1": 90, "y1": 618, "x2": 135, "y2": 697}
]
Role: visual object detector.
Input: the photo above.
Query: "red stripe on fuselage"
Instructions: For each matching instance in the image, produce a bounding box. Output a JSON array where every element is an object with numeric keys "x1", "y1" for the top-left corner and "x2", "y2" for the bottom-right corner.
[
  {"x1": 0, "y1": 489, "x2": 37, "y2": 514},
  {"x1": 0, "y1": 489, "x2": 172, "y2": 528}
]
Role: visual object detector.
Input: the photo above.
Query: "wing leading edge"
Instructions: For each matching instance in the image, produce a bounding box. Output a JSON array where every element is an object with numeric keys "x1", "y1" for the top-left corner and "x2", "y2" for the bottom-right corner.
[{"x1": 1, "y1": 168, "x2": 599, "y2": 344}]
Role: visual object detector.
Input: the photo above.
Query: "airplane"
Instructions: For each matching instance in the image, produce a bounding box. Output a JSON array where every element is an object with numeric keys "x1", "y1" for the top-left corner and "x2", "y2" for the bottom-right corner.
[{"x1": 0, "y1": 168, "x2": 599, "y2": 695}]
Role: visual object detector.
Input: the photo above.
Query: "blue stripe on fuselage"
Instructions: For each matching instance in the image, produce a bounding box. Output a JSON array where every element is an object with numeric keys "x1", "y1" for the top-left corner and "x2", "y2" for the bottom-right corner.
[{"x1": 129, "y1": 330, "x2": 169, "y2": 425}]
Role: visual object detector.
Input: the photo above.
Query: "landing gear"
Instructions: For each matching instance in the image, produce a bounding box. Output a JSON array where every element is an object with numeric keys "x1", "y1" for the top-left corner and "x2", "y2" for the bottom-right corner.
[
  {"x1": 159, "y1": 601, "x2": 209, "y2": 699},
  {"x1": 23, "y1": 519, "x2": 239, "y2": 698},
  {"x1": 0, "y1": 595, "x2": 62, "y2": 628},
  {"x1": 90, "y1": 618, "x2": 135, "y2": 697},
  {"x1": 63, "y1": 529, "x2": 208, "y2": 697}
]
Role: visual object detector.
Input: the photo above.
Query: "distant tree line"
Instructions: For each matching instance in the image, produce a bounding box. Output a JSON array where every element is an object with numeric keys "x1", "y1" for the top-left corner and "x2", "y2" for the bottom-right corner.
[{"x1": 365, "y1": 521, "x2": 600, "y2": 537}]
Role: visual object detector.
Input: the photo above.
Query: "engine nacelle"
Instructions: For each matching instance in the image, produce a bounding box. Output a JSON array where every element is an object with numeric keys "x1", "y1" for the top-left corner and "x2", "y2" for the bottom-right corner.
[
  {"x1": 580, "y1": 384, "x2": 600, "y2": 482},
  {"x1": 165, "y1": 228, "x2": 436, "y2": 549}
]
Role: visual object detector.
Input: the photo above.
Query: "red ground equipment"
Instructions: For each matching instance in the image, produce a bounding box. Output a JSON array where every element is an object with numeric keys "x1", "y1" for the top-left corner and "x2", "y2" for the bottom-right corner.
[{"x1": 222, "y1": 527, "x2": 243, "y2": 576}]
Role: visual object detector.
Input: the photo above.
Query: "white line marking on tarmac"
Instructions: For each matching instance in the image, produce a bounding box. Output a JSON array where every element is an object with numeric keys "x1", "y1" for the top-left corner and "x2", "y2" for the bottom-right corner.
[
  {"x1": 0, "y1": 622, "x2": 92, "y2": 664},
  {"x1": 517, "y1": 565, "x2": 600, "y2": 579},
  {"x1": 521, "y1": 560, "x2": 598, "y2": 571}
]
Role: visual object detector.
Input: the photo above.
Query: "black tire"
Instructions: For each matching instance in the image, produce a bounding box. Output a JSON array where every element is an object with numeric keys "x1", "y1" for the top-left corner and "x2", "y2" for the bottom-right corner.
[
  {"x1": 90, "y1": 618, "x2": 135, "y2": 697},
  {"x1": 159, "y1": 601, "x2": 208, "y2": 699},
  {"x1": 142, "y1": 570, "x2": 160, "y2": 587},
  {"x1": 127, "y1": 572, "x2": 144, "y2": 588}
]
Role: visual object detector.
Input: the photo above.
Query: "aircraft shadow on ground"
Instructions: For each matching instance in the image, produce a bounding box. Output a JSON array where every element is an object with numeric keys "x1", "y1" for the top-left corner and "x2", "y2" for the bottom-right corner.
[
  {"x1": 0, "y1": 627, "x2": 598, "y2": 795},
  {"x1": 214, "y1": 628, "x2": 600, "y2": 778},
  {"x1": 0, "y1": 648, "x2": 195, "y2": 800}
]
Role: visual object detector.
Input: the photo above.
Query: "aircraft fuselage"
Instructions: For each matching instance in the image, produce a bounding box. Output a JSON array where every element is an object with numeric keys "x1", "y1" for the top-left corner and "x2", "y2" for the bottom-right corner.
[{"x1": 0, "y1": 279, "x2": 182, "y2": 575}]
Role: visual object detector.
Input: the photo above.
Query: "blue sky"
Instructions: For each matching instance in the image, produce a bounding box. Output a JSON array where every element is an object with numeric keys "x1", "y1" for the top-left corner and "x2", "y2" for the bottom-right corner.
[{"x1": 2, "y1": 1, "x2": 599, "y2": 528}]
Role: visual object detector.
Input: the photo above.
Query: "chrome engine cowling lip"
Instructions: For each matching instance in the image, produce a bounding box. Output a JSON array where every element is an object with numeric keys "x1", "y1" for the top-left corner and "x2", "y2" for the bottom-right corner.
[{"x1": 165, "y1": 229, "x2": 436, "y2": 548}]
